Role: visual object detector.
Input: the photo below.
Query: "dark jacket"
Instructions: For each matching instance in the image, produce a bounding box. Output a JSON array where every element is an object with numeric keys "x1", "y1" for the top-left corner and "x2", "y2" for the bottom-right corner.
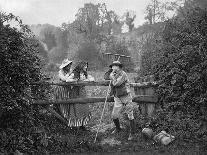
[{"x1": 104, "y1": 69, "x2": 130, "y2": 97}]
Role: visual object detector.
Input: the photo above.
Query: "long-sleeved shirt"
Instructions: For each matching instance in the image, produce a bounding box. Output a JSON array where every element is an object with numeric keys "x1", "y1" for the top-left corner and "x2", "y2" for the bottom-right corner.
[{"x1": 59, "y1": 70, "x2": 71, "y2": 81}]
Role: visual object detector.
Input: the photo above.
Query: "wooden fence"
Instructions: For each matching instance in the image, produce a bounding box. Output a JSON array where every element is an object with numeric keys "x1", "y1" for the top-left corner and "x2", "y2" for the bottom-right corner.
[
  {"x1": 32, "y1": 80, "x2": 159, "y2": 124},
  {"x1": 134, "y1": 75, "x2": 158, "y2": 118}
]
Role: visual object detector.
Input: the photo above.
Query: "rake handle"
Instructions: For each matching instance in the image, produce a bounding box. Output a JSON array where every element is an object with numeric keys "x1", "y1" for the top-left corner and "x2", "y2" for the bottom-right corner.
[{"x1": 94, "y1": 80, "x2": 112, "y2": 143}]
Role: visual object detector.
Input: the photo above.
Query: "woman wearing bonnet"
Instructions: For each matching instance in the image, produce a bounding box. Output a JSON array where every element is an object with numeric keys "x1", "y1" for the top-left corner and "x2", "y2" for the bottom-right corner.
[{"x1": 55, "y1": 59, "x2": 94, "y2": 131}]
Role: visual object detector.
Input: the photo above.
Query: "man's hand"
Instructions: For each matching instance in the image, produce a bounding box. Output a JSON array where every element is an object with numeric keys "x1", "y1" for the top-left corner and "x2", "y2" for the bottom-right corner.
[
  {"x1": 104, "y1": 69, "x2": 113, "y2": 80},
  {"x1": 110, "y1": 73, "x2": 116, "y2": 80}
]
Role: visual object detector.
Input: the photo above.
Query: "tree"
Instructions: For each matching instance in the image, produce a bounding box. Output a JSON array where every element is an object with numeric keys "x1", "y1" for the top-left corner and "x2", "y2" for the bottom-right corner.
[
  {"x1": 176, "y1": 0, "x2": 207, "y2": 18},
  {"x1": 72, "y1": 3, "x2": 122, "y2": 41},
  {"x1": 98, "y1": 3, "x2": 121, "y2": 35},
  {"x1": 42, "y1": 31, "x2": 56, "y2": 51},
  {"x1": 31, "y1": 24, "x2": 71, "y2": 64},
  {"x1": 61, "y1": 22, "x2": 86, "y2": 59},
  {"x1": 145, "y1": 6, "x2": 154, "y2": 25},
  {"x1": 140, "y1": 32, "x2": 163, "y2": 76},
  {"x1": 123, "y1": 10, "x2": 136, "y2": 32},
  {"x1": 48, "y1": 29, "x2": 69, "y2": 64},
  {"x1": 75, "y1": 41, "x2": 104, "y2": 70},
  {"x1": 31, "y1": 38, "x2": 49, "y2": 65},
  {"x1": 73, "y1": 3, "x2": 101, "y2": 41},
  {"x1": 144, "y1": 0, "x2": 178, "y2": 24}
]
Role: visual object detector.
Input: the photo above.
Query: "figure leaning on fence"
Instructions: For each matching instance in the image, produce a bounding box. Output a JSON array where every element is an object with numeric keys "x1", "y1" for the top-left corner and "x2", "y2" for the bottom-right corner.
[
  {"x1": 55, "y1": 59, "x2": 94, "y2": 131},
  {"x1": 104, "y1": 61, "x2": 136, "y2": 141}
]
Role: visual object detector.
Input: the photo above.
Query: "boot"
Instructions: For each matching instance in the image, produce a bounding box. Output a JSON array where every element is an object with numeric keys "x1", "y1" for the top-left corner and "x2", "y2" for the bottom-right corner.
[
  {"x1": 128, "y1": 119, "x2": 136, "y2": 141},
  {"x1": 112, "y1": 118, "x2": 121, "y2": 134}
]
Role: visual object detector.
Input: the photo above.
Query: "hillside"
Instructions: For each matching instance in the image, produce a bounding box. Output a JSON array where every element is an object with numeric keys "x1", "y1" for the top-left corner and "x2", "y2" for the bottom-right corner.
[{"x1": 29, "y1": 22, "x2": 165, "y2": 71}]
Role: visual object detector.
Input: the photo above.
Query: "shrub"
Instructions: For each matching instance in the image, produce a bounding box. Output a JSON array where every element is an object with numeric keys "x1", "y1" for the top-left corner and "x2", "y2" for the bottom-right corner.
[
  {"x1": 46, "y1": 62, "x2": 59, "y2": 72},
  {"x1": 0, "y1": 12, "x2": 50, "y2": 153},
  {"x1": 140, "y1": 32, "x2": 163, "y2": 76},
  {"x1": 153, "y1": 7, "x2": 207, "y2": 141},
  {"x1": 75, "y1": 41, "x2": 105, "y2": 70}
]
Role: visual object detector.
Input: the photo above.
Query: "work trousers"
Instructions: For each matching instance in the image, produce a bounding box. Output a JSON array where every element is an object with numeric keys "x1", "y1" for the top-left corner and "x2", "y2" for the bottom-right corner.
[{"x1": 111, "y1": 94, "x2": 136, "y2": 120}]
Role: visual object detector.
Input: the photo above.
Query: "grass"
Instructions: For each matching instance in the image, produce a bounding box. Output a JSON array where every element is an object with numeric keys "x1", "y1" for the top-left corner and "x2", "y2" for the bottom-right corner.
[{"x1": 45, "y1": 71, "x2": 206, "y2": 154}]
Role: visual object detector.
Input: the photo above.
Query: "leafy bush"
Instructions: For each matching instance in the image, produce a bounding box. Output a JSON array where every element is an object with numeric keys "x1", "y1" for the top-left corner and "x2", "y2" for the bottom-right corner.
[
  {"x1": 46, "y1": 62, "x2": 59, "y2": 72},
  {"x1": 0, "y1": 14, "x2": 110, "y2": 154},
  {"x1": 140, "y1": 32, "x2": 163, "y2": 76},
  {"x1": 75, "y1": 41, "x2": 105, "y2": 70},
  {"x1": 152, "y1": 7, "x2": 207, "y2": 142},
  {"x1": 0, "y1": 12, "x2": 50, "y2": 153}
]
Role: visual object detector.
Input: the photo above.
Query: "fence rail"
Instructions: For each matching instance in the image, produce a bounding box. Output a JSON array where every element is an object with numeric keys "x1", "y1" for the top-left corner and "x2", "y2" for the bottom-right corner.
[
  {"x1": 31, "y1": 80, "x2": 159, "y2": 88},
  {"x1": 31, "y1": 80, "x2": 159, "y2": 121},
  {"x1": 34, "y1": 95, "x2": 158, "y2": 105}
]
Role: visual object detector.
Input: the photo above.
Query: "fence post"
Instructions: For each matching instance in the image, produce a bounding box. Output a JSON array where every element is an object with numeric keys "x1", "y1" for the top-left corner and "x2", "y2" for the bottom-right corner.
[
  {"x1": 145, "y1": 86, "x2": 156, "y2": 118},
  {"x1": 133, "y1": 79, "x2": 147, "y2": 117},
  {"x1": 134, "y1": 75, "x2": 157, "y2": 121}
]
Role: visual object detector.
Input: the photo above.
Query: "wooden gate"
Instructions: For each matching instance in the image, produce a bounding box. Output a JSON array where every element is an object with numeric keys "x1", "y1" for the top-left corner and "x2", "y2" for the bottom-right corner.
[{"x1": 31, "y1": 80, "x2": 159, "y2": 125}]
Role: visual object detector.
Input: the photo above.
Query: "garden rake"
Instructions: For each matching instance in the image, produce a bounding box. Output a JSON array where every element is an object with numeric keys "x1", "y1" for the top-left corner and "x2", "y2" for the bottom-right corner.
[
  {"x1": 102, "y1": 53, "x2": 131, "y2": 62},
  {"x1": 94, "y1": 80, "x2": 112, "y2": 143}
]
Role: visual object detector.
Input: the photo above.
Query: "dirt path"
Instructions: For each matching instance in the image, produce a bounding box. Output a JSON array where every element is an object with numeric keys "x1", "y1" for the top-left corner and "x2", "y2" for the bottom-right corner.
[{"x1": 81, "y1": 122, "x2": 204, "y2": 155}]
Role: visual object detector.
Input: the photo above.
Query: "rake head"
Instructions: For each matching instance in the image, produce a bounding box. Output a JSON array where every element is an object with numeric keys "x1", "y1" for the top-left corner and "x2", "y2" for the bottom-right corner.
[{"x1": 103, "y1": 53, "x2": 131, "y2": 61}]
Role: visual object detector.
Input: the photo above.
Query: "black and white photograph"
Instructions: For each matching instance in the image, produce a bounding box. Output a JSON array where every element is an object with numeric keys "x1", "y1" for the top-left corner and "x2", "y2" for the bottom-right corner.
[{"x1": 0, "y1": 0, "x2": 207, "y2": 154}]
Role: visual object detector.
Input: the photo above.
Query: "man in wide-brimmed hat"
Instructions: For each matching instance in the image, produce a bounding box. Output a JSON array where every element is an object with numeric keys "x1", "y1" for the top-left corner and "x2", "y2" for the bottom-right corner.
[{"x1": 104, "y1": 60, "x2": 136, "y2": 141}]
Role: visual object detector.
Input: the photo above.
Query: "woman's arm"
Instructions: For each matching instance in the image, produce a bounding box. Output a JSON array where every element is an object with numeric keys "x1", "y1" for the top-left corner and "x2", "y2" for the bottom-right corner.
[
  {"x1": 65, "y1": 73, "x2": 77, "y2": 82},
  {"x1": 83, "y1": 74, "x2": 95, "y2": 81},
  {"x1": 59, "y1": 70, "x2": 67, "y2": 81},
  {"x1": 87, "y1": 75, "x2": 95, "y2": 81}
]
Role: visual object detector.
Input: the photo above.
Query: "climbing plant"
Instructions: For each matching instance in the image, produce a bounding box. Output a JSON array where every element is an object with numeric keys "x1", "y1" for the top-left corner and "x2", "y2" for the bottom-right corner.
[
  {"x1": 0, "y1": 12, "x2": 51, "y2": 153},
  {"x1": 152, "y1": 7, "x2": 207, "y2": 142}
]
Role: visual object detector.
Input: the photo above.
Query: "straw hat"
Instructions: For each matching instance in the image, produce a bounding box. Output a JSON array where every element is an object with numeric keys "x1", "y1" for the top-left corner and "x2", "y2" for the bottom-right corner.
[
  {"x1": 109, "y1": 61, "x2": 123, "y2": 68},
  {"x1": 59, "y1": 59, "x2": 72, "y2": 69}
]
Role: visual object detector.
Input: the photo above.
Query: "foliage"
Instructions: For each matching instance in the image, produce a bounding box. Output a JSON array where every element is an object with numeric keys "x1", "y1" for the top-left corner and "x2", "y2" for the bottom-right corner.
[
  {"x1": 140, "y1": 31, "x2": 163, "y2": 76},
  {"x1": 73, "y1": 3, "x2": 122, "y2": 41},
  {"x1": 144, "y1": 0, "x2": 183, "y2": 25},
  {"x1": 30, "y1": 38, "x2": 49, "y2": 66},
  {"x1": 73, "y1": 3, "x2": 101, "y2": 41},
  {"x1": 0, "y1": 12, "x2": 41, "y2": 110},
  {"x1": 46, "y1": 62, "x2": 59, "y2": 72},
  {"x1": 75, "y1": 41, "x2": 105, "y2": 70},
  {"x1": 105, "y1": 38, "x2": 135, "y2": 72},
  {"x1": 3, "y1": 3, "x2": 207, "y2": 154},
  {"x1": 30, "y1": 24, "x2": 69, "y2": 64},
  {"x1": 152, "y1": 7, "x2": 207, "y2": 141},
  {"x1": 123, "y1": 10, "x2": 136, "y2": 32},
  {"x1": 42, "y1": 31, "x2": 56, "y2": 51},
  {"x1": 30, "y1": 3, "x2": 139, "y2": 70},
  {"x1": 126, "y1": 22, "x2": 165, "y2": 75},
  {"x1": 102, "y1": 8, "x2": 121, "y2": 35},
  {"x1": 0, "y1": 12, "x2": 51, "y2": 153}
]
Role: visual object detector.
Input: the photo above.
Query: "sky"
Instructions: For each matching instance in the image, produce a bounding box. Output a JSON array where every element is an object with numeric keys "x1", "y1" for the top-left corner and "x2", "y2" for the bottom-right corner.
[{"x1": 0, "y1": 0, "x2": 172, "y2": 27}]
